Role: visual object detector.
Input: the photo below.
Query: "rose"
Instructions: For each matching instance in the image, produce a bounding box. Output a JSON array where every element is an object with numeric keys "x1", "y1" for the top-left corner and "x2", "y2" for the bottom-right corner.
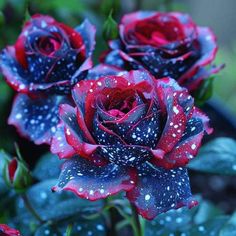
[
  {"x1": 0, "y1": 224, "x2": 21, "y2": 236},
  {"x1": 0, "y1": 14, "x2": 95, "y2": 93},
  {"x1": 102, "y1": 11, "x2": 222, "y2": 92},
  {"x1": 51, "y1": 70, "x2": 212, "y2": 219},
  {"x1": 0, "y1": 14, "x2": 95, "y2": 144}
]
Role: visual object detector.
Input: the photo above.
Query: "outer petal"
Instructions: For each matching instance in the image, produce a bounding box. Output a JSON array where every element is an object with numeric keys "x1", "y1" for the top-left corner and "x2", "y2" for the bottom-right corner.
[
  {"x1": 8, "y1": 93, "x2": 70, "y2": 145},
  {"x1": 126, "y1": 163, "x2": 197, "y2": 220},
  {"x1": 59, "y1": 104, "x2": 98, "y2": 157},
  {"x1": 156, "y1": 80, "x2": 188, "y2": 153},
  {"x1": 75, "y1": 19, "x2": 96, "y2": 57},
  {"x1": 52, "y1": 156, "x2": 137, "y2": 201},
  {"x1": 0, "y1": 224, "x2": 21, "y2": 236},
  {"x1": 102, "y1": 49, "x2": 138, "y2": 69},
  {"x1": 121, "y1": 11, "x2": 157, "y2": 25},
  {"x1": 50, "y1": 123, "x2": 76, "y2": 159},
  {"x1": 86, "y1": 64, "x2": 123, "y2": 80},
  {"x1": 0, "y1": 47, "x2": 29, "y2": 93},
  {"x1": 179, "y1": 26, "x2": 219, "y2": 88},
  {"x1": 182, "y1": 64, "x2": 225, "y2": 92},
  {"x1": 153, "y1": 107, "x2": 212, "y2": 169}
]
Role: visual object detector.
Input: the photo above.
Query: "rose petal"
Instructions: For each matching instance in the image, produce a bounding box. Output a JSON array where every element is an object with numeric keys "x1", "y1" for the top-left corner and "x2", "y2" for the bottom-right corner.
[
  {"x1": 8, "y1": 93, "x2": 69, "y2": 144},
  {"x1": 52, "y1": 156, "x2": 137, "y2": 201},
  {"x1": 126, "y1": 162, "x2": 197, "y2": 220},
  {"x1": 59, "y1": 104, "x2": 98, "y2": 157},
  {"x1": 156, "y1": 85, "x2": 187, "y2": 152},
  {"x1": 75, "y1": 19, "x2": 96, "y2": 57},
  {"x1": 124, "y1": 102, "x2": 162, "y2": 148},
  {"x1": 0, "y1": 224, "x2": 21, "y2": 236},
  {"x1": 153, "y1": 107, "x2": 212, "y2": 169},
  {"x1": 0, "y1": 47, "x2": 29, "y2": 93},
  {"x1": 86, "y1": 64, "x2": 123, "y2": 80},
  {"x1": 51, "y1": 123, "x2": 76, "y2": 159},
  {"x1": 98, "y1": 144, "x2": 153, "y2": 167},
  {"x1": 92, "y1": 113, "x2": 126, "y2": 145}
]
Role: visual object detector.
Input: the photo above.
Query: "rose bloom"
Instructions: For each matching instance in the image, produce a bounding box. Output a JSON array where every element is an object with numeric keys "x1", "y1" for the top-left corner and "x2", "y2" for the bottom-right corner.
[
  {"x1": 51, "y1": 70, "x2": 212, "y2": 219},
  {"x1": 102, "y1": 11, "x2": 223, "y2": 92},
  {"x1": 0, "y1": 14, "x2": 95, "y2": 144},
  {"x1": 0, "y1": 224, "x2": 20, "y2": 236}
]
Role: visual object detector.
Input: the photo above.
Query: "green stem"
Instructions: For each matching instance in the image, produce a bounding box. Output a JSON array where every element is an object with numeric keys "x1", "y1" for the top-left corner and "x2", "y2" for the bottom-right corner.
[
  {"x1": 65, "y1": 223, "x2": 73, "y2": 236},
  {"x1": 22, "y1": 193, "x2": 44, "y2": 223},
  {"x1": 131, "y1": 204, "x2": 142, "y2": 236}
]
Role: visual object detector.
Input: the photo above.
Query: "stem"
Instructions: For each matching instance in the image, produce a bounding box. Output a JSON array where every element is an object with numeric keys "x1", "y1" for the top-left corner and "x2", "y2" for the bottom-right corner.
[
  {"x1": 65, "y1": 223, "x2": 73, "y2": 236},
  {"x1": 131, "y1": 204, "x2": 142, "y2": 236},
  {"x1": 22, "y1": 193, "x2": 44, "y2": 223}
]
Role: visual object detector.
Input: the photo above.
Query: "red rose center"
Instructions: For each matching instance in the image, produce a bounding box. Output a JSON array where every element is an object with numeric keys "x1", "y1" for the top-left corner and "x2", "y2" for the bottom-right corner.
[
  {"x1": 38, "y1": 36, "x2": 61, "y2": 56},
  {"x1": 129, "y1": 15, "x2": 185, "y2": 47},
  {"x1": 104, "y1": 90, "x2": 138, "y2": 118}
]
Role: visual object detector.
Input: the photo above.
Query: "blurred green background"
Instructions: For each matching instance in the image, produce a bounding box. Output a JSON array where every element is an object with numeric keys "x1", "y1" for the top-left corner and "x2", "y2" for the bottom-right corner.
[{"x1": 0, "y1": 0, "x2": 235, "y2": 152}]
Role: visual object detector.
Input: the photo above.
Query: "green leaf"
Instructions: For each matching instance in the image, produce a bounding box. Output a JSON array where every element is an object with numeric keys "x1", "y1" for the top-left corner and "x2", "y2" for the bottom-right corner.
[
  {"x1": 16, "y1": 179, "x2": 104, "y2": 221},
  {"x1": 188, "y1": 137, "x2": 236, "y2": 175},
  {"x1": 14, "y1": 179, "x2": 104, "y2": 235},
  {"x1": 145, "y1": 207, "x2": 197, "y2": 235},
  {"x1": 188, "y1": 216, "x2": 229, "y2": 236},
  {"x1": 144, "y1": 197, "x2": 225, "y2": 236},
  {"x1": 193, "y1": 200, "x2": 223, "y2": 224},
  {"x1": 219, "y1": 212, "x2": 236, "y2": 236},
  {"x1": 102, "y1": 10, "x2": 118, "y2": 41},
  {"x1": 194, "y1": 77, "x2": 214, "y2": 106},
  {"x1": 33, "y1": 153, "x2": 62, "y2": 181},
  {"x1": 35, "y1": 217, "x2": 106, "y2": 236}
]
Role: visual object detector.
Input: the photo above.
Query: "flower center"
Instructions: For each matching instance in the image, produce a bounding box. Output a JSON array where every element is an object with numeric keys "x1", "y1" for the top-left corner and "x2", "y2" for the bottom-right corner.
[
  {"x1": 37, "y1": 36, "x2": 61, "y2": 56},
  {"x1": 105, "y1": 91, "x2": 137, "y2": 118},
  {"x1": 131, "y1": 15, "x2": 185, "y2": 47}
]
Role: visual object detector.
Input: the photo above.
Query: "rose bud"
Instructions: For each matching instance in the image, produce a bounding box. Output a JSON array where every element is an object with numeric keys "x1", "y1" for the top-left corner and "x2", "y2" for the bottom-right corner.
[
  {"x1": 102, "y1": 11, "x2": 223, "y2": 93},
  {"x1": 0, "y1": 224, "x2": 21, "y2": 236},
  {"x1": 3, "y1": 157, "x2": 32, "y2": 193},
  {"x1": 51, "y1": 70, "x2": 211, "y2": 220},
  {"x1": 0, "y1": 14, "x2": 96, "y2": 144}
]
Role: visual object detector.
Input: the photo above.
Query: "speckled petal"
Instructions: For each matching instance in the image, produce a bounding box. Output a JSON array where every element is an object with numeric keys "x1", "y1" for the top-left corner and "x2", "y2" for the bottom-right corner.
[
  {"x1": 0, "y1": 46, "x2": 29, "y2": 93},
  {"x1": 153, "y1": 107, "x2": 212, "y2": 169},
  {"x1": 59, "y1": 104, "x2": 98, "y2": 157},
  {"x1": 75, "y1": 19, "x2": 96, "y2": 57},
  {"x1": 50, "y1": 123, "x2": 76, "y2": 159},
  {"x1": 98, "y1": 145, "x2": 154, "y2": 167},
  {"x1": 156, "y1": 85, "x2": 187, "y2": 152},
  {"x1": 52, "y1": 156, "x2": 137, "y2": 200},
  {"x1": 86, "y1": 64, "x2": 123, "y2": 80},
  {"x1": 126, "y1": 163, "x2": 197, "y2": 220},
  {"x1": 8, "y1": 93, "x2": 69, "y2": 144}
]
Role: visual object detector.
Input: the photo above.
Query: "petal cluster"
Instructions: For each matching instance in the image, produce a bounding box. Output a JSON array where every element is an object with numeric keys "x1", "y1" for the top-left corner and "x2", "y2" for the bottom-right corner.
[{"x1": 51, "y1": 70, "x2": 211, "y2": 219}]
